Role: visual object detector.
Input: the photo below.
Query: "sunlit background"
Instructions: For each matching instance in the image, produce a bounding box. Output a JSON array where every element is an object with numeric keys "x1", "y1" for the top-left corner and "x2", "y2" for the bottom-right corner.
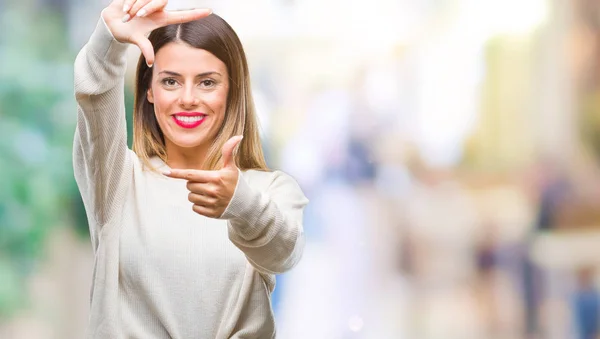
[{"x1": 3, "y1": 0, "x2": 600, "y2": 338}]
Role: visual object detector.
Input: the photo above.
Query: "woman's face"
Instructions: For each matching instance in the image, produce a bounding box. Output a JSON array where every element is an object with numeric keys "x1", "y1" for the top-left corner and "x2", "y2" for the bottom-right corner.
[{"x1": 147, "y1": 42, "x2": 229, "y2": 153}]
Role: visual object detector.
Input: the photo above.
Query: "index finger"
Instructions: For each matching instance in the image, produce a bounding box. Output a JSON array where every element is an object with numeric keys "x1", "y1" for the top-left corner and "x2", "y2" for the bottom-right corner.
[
  {"x1": 163, "y1": 168, "x2": 217, "y2": 182},
  {"x1": 164, "y1": 8, "x2": 212, "y2": 25}
]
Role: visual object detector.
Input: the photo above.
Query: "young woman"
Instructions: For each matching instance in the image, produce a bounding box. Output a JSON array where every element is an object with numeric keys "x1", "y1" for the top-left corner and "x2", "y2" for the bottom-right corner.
[{"x1": 73, "y1": 0, "x2": 308, "y2": 337}]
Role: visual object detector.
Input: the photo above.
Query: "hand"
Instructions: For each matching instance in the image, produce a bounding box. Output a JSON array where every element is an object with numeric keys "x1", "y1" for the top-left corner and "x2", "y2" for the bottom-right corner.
[
  {"x1": 101, "y1": 0, "x2": 211, "y2": 66},
  {"x1": 163, "y1": 136, "x2": 244, "y2": 218}
]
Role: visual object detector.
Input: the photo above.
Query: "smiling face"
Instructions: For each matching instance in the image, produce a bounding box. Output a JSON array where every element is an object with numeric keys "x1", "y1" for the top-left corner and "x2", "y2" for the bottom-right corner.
[{"x1": 147, "y1": 41, "x2": 229, "y2": 157}]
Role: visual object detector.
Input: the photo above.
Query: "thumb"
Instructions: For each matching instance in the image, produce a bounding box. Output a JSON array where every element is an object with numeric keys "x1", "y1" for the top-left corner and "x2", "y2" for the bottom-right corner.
[
  {"x1": 221, "y1": 135, "x2": 243, "y2": 169},
  {"x1": 132, "y1": 34, "x2": 155, "y2": 67}
]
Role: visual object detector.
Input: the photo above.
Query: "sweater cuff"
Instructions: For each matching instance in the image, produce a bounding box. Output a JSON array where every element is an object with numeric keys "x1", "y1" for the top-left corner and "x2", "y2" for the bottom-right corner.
[
  {"x1": 88, "y1": 16, "x2": 129, "y2": 61},
  {"x1": 220, "y1": 171, "x2": 265, "y2": 237},
  {"x1": 221, "y1": 170, "x2": 256, "y2": 219}
]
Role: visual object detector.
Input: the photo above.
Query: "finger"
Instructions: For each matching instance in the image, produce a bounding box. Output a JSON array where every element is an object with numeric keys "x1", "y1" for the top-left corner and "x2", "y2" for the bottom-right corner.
[
  {"x1": 221, "y1": 135, "x2": 243, "y2": 169},
  {"x1": 136, "y1": 0, "x2": 167, "y2": 18},
  {"x1": 186, "y1": 182, "x2": 219, "y2": 197},
  {"x1": 188, "y1": 192, "x2": 216, "y2": 206},
  {"x1": 164, "y1": 8, "x2": 213, "y2": 25},
  {"x1": 192, "y1": 204, "x2": 220, "y2": 219},
  {"x1": 131, "y1": 0, "x2": 165, "y2": 18},
  {"x1": 122, "y1": 0, "x2": 150, "y2": 21},
  {"x1": 163, "y1": 169, "x2": 217, "y2": 182},
  {"x1": 131, "y1": 35, "x2": 155, "y2": 67},
  {"x1": 122, "y1": 0, "x2": 135, "y2": 13}
]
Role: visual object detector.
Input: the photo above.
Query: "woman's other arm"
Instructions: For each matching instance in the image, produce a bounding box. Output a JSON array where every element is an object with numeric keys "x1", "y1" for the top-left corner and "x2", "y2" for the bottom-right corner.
[
  {"x1": 73, "y1": 16, "x2": 132, "y2": 249},
  {"x1": 222, "y1": 171, "x2": 309, "y2": 275}
]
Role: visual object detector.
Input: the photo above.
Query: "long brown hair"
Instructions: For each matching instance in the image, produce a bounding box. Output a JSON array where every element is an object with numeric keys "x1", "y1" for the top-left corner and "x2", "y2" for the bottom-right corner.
[{"x1": 132, "y1": 14, "x2": 268, "y2": 171}]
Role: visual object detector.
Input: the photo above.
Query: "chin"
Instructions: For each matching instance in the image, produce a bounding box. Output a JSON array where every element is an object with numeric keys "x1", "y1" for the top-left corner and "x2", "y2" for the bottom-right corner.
[
  {"x1": 168, "y1": 134, "x2": 211, "y2": 149},
  {"x1": 173, "y1": 139, "x2": 207, "y2": 149}
]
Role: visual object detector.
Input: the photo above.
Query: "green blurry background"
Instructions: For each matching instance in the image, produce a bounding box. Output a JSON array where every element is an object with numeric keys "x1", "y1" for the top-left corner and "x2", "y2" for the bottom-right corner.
[{"x1": 0, "y1": 1, "x2": 82, "y2": 317}]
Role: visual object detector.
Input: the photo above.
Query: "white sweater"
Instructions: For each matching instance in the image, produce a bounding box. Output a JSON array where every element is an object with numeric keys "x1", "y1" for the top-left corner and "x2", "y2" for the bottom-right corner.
[{"x1": 73, "y1": 18, "x2": 308, "y2": 339}]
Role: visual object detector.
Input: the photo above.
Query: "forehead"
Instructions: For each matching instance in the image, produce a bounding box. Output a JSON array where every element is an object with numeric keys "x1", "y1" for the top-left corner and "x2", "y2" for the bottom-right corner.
[{"x1": 154, "y1": 42, "x2": 227, "y2": 75}]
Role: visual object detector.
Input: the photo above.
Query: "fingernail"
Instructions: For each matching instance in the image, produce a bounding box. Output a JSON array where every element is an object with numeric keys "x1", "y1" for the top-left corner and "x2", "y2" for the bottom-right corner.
[
  {"x1": 147, "y1": 62, "x2": 153, "y2": 68},
  {"x1": 137, "y1": 9, "x2": 147, "y2": 17},
  {"x1": 162, "y1": 170, "x2": 171, "y2": 175},
  {"x1": 121, "y1": 14, "x2": 130, "y2": 23},
  {"x1": 194, "y1": 8, "x2": 212, "y2": 15},
  {"x1": 123, "y1": 4, "x2": 130, "y2": 12}
]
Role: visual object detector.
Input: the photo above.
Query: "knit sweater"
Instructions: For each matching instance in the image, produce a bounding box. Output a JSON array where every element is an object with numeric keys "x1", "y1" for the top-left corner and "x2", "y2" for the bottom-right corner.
[{"x1": 73, "y1": 18, "x2": 308, "y2": 339}]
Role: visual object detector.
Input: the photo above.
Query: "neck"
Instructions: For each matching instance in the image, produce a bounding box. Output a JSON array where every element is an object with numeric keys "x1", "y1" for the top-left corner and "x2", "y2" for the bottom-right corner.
[{"x1": 164, "y1": 142, "x2": 210, "y2": 170}]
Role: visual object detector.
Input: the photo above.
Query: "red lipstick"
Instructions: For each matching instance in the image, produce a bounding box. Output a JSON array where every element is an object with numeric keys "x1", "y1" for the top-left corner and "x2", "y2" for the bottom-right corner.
[{"x1": 172, "y1": 112, "x2": 207, "y2": 129}]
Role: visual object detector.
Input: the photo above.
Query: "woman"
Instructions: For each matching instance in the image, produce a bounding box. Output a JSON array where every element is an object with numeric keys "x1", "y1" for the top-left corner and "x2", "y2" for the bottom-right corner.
[{"x1": 73, "y1": 0, "x2": 308, "y2": 337}]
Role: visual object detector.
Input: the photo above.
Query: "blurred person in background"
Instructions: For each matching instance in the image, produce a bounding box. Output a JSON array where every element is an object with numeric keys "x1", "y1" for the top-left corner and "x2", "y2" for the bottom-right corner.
[
  {"x1": 73, "y1": 0, "x2": 308, "y2": 337},
  {"x1": 523, "y1": 158, "x2": 572, "y2": 338},
  {"x1": 474, "y1": 224, "x2": 501, "y2": 335},
  {"x1": 572, "y1": 266, "x2": 600, "y2": 339}
]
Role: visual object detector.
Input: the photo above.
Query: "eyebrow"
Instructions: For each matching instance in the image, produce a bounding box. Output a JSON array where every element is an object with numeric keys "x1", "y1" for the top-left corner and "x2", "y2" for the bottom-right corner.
[{"x1": 158, "y1": 71, "x2": 222, "y2": 77}]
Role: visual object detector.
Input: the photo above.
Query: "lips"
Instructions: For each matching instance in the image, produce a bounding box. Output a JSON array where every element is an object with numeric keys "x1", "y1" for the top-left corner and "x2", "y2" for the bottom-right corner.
[{"x1": 172, "y1": 112, "x2": 206, "y2": 129}]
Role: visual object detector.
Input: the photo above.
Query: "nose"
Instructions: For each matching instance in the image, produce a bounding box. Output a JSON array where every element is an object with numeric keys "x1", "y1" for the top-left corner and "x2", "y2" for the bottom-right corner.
[{"x1": 179, "y1": 85, "x2": 200, "y2": 108}]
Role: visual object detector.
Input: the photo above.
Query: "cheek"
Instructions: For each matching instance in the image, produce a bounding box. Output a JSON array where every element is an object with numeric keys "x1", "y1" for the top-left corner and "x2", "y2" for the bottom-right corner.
[
  {"x1": 206, "y1": 91, "x2": 228, "y2": 117},
  {"x1": 152, "y1": 90, "x2": 177, "y2": 113}
]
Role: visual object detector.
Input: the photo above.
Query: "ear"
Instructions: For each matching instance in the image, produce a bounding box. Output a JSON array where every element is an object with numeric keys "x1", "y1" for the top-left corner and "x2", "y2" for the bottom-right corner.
[{"x1": 147, "y1": 87, "x2": 154, "y2": 104}]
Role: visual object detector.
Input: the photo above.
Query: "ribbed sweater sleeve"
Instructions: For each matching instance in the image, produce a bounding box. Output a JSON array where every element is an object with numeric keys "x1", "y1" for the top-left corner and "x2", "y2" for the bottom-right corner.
[
  {"x1": 73, "y1": 18, "x2": 132, "y2": 250},
  {"x1": 220, "y1": 170, "x2": 309, "y2": 275}
]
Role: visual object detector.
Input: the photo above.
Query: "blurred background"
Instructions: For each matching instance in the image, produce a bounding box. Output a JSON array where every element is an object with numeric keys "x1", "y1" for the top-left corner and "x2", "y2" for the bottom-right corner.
[{"x1": 3, "y1": 0, "x2": 600, "y2": 338}]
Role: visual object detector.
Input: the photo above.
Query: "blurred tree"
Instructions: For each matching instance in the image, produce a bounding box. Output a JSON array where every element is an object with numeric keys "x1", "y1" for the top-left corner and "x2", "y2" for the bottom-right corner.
[
  {"x1": 0, "y1": 3, "x2": 85, "y2": 318},
  {"x1": 575, "y1": 0, "x2": 600, "y2": 162}
]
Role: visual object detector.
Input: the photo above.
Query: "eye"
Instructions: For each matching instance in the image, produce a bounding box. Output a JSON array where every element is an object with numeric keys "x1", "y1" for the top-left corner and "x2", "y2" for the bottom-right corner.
[
  {"x1": 161, "y1": 78, "x2": 178, "y2": 87},
  {"x1": 200, "y1": 79, "x2": 216, "y2": 88}
]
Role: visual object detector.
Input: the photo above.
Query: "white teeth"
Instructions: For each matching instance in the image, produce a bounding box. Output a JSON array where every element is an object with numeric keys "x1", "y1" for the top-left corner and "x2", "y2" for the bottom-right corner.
[{"x1": 175, "y1": 115, "x2": 204, "y2": 123}]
